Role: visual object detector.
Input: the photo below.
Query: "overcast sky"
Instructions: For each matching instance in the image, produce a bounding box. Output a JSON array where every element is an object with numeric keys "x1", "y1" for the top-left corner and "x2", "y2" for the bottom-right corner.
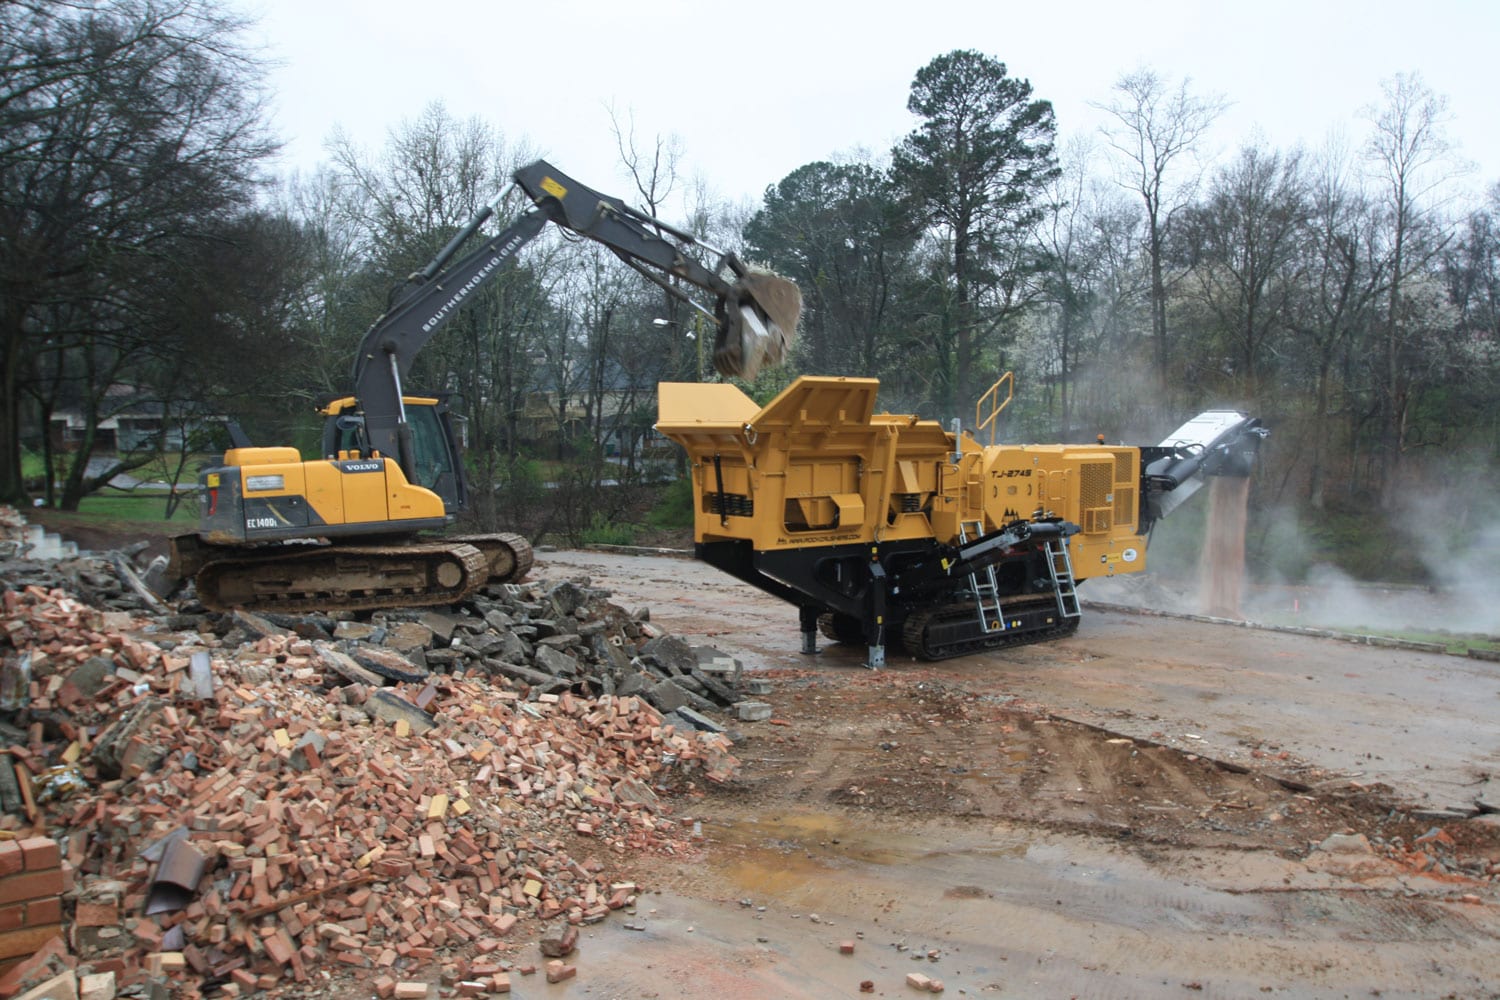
[{"x1": 250, "y1": 0, "x2": 1498, "y2": 212}]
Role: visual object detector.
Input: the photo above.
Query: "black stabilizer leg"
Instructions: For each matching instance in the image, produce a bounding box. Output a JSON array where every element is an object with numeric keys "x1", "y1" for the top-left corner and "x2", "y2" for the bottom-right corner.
[
  {"x1": 864, "y1": 563, "x2": 888, "y2": 670},
  {"x1": 799, "y1": 605, "x2": 820, "y2": 655}
]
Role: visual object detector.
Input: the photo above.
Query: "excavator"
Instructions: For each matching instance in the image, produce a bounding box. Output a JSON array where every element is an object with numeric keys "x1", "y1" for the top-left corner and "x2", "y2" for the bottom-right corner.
[
  {"x1": 168, "y1": 160, "x2": 801, "y2": 614},
  {"x1": 655, "y1": 375, "x2": 1266, "y2": 665}
]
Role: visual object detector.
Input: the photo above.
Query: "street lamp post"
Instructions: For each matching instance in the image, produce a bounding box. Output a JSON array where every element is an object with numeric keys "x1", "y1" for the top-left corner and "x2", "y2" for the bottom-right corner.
[{"x1": 653, "y1": 317, "x2": 705, "y2": 381}]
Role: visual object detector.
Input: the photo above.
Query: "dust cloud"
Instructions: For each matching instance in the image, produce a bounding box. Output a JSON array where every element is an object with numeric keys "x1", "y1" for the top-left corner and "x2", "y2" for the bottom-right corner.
[{"x1": 1092, "y1": 486, "x2": 1500, "y2": 639}]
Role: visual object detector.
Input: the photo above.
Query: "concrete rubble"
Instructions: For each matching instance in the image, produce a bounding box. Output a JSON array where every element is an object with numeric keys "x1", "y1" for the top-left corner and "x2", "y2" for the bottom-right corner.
[{"x1": 0, "y1": 507, "x2": 765, "y2": 997}]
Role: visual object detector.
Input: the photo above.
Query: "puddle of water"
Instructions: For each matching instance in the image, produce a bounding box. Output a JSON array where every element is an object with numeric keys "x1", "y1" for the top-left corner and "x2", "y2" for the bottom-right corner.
[{"x1": 705, "y1": 810, "x2": 1035, "y2": 898}]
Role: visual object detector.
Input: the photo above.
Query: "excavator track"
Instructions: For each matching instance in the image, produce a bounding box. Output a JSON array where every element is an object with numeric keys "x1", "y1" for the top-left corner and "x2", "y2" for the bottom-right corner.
[
  {"x1": 450, "y1": 532, "x2": 534, "y2": 584},
  {"x1": 194, "y1": 541, "x2": 490, "y2": 615},
  {"x1": 900, "y1": 595, "x2": 1080, "y2": 661}
]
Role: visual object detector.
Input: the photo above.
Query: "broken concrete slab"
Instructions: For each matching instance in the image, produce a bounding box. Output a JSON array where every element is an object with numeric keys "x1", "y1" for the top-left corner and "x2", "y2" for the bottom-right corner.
[
  {"x1": 640, "y1": 634, "x2": 697, "y2": 675},
  {"x1": 649, "y1": 679, "x2": 691, "y2": 714},
  {"x1": 673, "y1": 706, "x2": 725, "y2": 734},
  {"x1": 547, "y1": 580, "x2": 592, "y2": 618},
  {"x1": 333, "y1": 620, "x2": 378, "y2": 641},
  {"x1": 482, "y1": 659, "x2": 563, "y2": 691},
  {"x1": 350, "y1": 645, "x2": 430, "y2": 683},
  {"x1": 380, "y1": 620, "x2": 434, "y2": 654},
  {"x1": 416, "y1": 610, "x2": 464, "y2": 641},
  {"x1": 90, "y1": 697, "x2": 166, "y2": 779},
  {"x1": 534, "y1": 645, "x2": 580, "y2": 677},
  {"x1": 314, "y1": 644, "x2": 385, "y2": 687},
  {"x1": 69, "y1": 656, "x2": 116, "y2": 699},
  {"x1": 689, "y1": 667, "x2": 740, "y2": 706},
  {"x1": 364, "y1": 689, "x2": 436, "y2": 734}
]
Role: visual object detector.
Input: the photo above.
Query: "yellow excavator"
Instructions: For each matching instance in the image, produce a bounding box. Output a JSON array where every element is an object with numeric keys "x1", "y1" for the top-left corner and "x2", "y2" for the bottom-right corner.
[
  {"x1": 656, "y1": 375, "x2": 1265, "y2": 665},
  {"x1": 168, "y1": 160, "x2": 800, "y2": 614}
]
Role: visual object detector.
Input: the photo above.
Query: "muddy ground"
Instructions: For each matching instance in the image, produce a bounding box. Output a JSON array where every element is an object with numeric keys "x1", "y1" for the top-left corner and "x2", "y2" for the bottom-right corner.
[{"x1": 530, "y1": 548, "x2": 1500, "y2": 1000}]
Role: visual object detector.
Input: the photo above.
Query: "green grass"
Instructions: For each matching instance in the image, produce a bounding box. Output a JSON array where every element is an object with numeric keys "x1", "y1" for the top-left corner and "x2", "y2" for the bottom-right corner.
[
  {"x1": 31, "y1": 494, "x2": 197, "y2": 533},
  {"x1": 578, "y1": 514, "x2": 637, "y2": 547},
  {"x1": 1246, "y1": 609, "x2": 1499, "y2": 654},
  {"x1": 23, "y1": 449, "x2": 220, "y2": 484},
  {"x1": 1333, "y1": 627, "x2": 1494, "y2": 656},
  {"x1": 79, "y1": 494, "x2": 197, "y2": 522},
  {"x1": 647, "y1": 478, "x2": 694, "y2": 530}
]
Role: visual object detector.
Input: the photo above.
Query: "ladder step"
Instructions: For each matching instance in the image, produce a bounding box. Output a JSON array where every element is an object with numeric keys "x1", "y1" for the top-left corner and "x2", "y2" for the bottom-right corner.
[
  {"x1": 1045, "y1": 539, "x2": 1082, "y2": 619},
  {"x1": 963, "y1": 521, "x2": 1004, "y2": 634}
]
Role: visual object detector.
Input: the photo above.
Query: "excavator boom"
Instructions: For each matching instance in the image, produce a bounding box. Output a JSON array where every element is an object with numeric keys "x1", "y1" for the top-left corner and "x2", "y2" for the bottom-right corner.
[{"x1": 353, "y1": 161, "x2": 800, "y2": 484}]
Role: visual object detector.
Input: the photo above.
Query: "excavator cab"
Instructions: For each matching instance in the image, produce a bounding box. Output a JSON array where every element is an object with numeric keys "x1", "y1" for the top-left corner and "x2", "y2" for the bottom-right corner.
[{"x1": 319, "y1": 396, "x2": 468, "y2": 512}]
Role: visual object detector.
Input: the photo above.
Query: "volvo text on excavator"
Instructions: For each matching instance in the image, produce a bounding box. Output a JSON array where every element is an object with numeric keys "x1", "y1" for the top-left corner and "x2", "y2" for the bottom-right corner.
[
  {"x1": 168, "y1": 161, "x2": 801, "y2": 614},
  {"x1": 655, "y1": 375, "x2": 1266, "y2": 665}
]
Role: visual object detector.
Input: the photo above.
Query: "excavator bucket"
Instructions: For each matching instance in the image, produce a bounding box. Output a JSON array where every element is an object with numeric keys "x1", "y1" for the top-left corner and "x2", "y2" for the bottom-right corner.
[{"x1": 714, "y1": 269, "x2": 802, "y2": 380}]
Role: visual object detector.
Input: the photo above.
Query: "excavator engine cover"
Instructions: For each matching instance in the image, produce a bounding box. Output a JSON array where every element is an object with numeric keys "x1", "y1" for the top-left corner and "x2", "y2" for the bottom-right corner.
[{"x1": 715, "y1": 270, "x2": 802, "y2": 380}]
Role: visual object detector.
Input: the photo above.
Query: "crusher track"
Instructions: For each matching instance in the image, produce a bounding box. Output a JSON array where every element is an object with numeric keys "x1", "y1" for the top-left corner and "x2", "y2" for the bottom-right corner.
[
  {"x1": 818, "y1": 594, "x2": 1080, "y2": 661},
  {"x1": 900, "y1": 595, "x2": 1080, "y2": 660}
]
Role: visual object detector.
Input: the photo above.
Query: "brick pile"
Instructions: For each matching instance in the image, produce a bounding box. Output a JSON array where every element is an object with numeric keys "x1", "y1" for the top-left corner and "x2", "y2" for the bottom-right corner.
[{"x1": 0, "y1": 518, "x2": 750, "y2": 997}]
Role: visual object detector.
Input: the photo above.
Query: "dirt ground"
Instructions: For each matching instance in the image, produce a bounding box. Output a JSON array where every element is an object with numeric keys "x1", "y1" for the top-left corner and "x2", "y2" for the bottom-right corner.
[
  {"x1": 23, "y1": 509, "x2": 1500, "y2": 998},
  {"x1": 530, "y1": 548, "x2": 1500, "y2": 1000}
]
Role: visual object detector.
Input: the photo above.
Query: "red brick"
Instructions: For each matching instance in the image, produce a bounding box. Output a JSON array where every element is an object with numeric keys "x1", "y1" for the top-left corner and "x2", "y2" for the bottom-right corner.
[
  {"x1": 0, "y1": 868, "x2": 63, "y2": 905},
  {"x1": 0, "y1": 934, "x2": 66, "y2": 994},
  {"x1": 24, "y1": 898, "x2": 60, "y2": 926},
  {"x1": 16, "y1": 838, "x2": 58, "y2": 872},
  {"x1": 0, "y1": 845, "x2": 20, "y2": 880},
  {"x1": 0, "y1": 922, "x2": 63, "y2": 961},
  {"x1": 74, "y1": 899, "x2": 119, "y2": 927},
  {"x1": 262, "y1": 929, "x2": 296, "y2": 966}
]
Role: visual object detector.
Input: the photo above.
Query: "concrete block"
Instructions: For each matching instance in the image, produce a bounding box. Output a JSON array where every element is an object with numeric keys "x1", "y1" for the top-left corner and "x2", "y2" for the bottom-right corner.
[{"x1": 736, "y1": 701, "x2": 773, "y2": 722}]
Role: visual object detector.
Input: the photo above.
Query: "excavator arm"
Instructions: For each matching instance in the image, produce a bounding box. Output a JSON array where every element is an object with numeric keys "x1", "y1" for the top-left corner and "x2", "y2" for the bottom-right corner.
[{"x1": 350, "y1": 160, "x2": 800, "y2": 483}]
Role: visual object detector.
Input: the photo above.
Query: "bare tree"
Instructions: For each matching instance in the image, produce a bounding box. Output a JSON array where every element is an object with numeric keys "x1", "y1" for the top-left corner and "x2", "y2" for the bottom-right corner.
[
  {"x1": 1284, "y1": 140, "x2": 1386, "y2": 509},
  {"x1": 1361, "y1": 71, "x2": 1467, "y2": 500},
  {"x1": 1177, "y1": 143, "x2": 1309, "y2": 402},
  {"x1": 607, "y1": 107, "x2": 699, "y2": 385},
  {"x1": 0, "y1": 0, "x2": 278, "y2": 506},
  {"x1": 1036, "y1": 138, "x2": 1100, "y2": 429},
  {"x1": 1093, "y1": 68, "x2": 1228, "y2": 392}
]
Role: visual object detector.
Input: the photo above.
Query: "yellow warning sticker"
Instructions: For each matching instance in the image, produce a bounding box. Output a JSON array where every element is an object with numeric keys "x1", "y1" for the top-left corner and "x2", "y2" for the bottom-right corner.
[{"x1": 541, "y1": 176, "x2": 567, "y2": 200}]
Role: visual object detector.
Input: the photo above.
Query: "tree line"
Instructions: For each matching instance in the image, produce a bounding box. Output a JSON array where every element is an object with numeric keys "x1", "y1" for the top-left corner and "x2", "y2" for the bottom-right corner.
[{"x1": 2, "y1": 2, "x2": 1496, "y2": 563}]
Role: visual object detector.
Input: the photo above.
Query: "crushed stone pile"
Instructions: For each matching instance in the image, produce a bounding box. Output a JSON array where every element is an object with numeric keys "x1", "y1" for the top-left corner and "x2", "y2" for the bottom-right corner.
[{"x1": 0, "y1": 508, "x2": 753, "y2": 998}]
